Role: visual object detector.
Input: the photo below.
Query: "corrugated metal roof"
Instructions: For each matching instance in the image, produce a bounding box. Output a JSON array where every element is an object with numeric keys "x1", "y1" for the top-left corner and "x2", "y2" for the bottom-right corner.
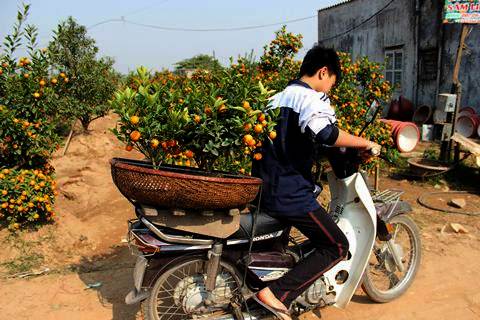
[{"x1": 318, "y1": 0, "x2": 358, "y2": 13}]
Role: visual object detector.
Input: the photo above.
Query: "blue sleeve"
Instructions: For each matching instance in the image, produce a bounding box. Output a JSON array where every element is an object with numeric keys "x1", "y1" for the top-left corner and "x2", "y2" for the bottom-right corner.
[{"x1": 306, "y1": 123, "x2": 339, "y2": 146}]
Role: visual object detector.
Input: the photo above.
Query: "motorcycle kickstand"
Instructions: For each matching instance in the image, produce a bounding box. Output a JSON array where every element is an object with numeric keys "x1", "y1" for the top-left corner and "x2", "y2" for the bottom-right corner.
[
  {"x1": 230, "y1": 300, "x2": 245, "y2": 320},
  {"x1": 311, "y1": 308, "x2": 322, "y2": 319}
]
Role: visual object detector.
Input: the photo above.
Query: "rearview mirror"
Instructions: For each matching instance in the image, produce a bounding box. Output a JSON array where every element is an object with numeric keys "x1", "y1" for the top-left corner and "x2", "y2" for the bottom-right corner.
[
  {"x1": 365, "y1": 100, "x2": 379, "y2": 123},
  {"x1": 359, "y1": 100, "x2": 381, "y2": 135}
]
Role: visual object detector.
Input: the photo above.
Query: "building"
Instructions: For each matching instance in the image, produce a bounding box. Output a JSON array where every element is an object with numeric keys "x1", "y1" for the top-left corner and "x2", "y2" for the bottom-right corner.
[{"x1": 317, "y1": 0, "x2": 480, "y2": 112}]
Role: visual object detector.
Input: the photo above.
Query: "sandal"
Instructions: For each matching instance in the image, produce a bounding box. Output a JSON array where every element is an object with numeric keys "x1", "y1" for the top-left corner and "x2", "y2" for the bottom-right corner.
[{"x1": 251, "y1": 293, "x2": 292, "y2": 320}]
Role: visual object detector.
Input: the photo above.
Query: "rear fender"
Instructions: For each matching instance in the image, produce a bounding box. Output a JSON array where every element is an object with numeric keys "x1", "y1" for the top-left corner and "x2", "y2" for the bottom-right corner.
[
  {"x1": 376, "y1": 200, "x2": 412, "y2": 222},
  {"x1": 376, "y1": 201, "x2": 412, "y2": 241},
  {"x1": 125, "y1": 253, "x2": 196, "y2": 305},
  {"x1": 143, "y1": 252, "x2": 204, "y2": 288}
]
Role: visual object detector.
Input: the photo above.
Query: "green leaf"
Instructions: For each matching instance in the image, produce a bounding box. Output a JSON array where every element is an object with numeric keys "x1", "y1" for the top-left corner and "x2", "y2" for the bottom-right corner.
[{"x1": 230, "y1": 106, "x2": 247, "y2": 113}]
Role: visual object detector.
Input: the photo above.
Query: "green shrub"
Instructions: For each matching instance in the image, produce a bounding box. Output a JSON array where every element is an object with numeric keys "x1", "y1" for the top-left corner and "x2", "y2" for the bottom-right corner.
[{"x1": 0, "y1": 166, "x2": 56, "y2": 230}]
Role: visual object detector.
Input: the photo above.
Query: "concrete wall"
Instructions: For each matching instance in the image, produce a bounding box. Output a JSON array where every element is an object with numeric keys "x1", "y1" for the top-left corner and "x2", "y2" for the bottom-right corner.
[
  {"x1": 318, "y1": 0, "x2": 480, "y2": 112},
  {"x1": 439, "y1": 24, "x2": 480, "y2": 111},
  {"x1": 318, "y1": 0, "x2": 417, "y2": 101},
  {"x1": 417, "y1": 0, "x2": 480, "y2": 112},
  {"x1": 416, "y1": 0, "x2": 443, "y2": 107}
]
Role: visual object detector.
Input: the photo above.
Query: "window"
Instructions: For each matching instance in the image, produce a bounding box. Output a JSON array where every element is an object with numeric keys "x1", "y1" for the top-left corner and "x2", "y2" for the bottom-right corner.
[{"x1": 385, "y1": 49, "x2": 403, "y2": 89}]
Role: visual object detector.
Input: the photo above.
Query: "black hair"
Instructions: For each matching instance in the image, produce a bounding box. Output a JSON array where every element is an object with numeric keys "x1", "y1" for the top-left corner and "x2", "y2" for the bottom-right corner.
[{"x1": 299, "y1": 46, "x2": 341, "y2": 83}]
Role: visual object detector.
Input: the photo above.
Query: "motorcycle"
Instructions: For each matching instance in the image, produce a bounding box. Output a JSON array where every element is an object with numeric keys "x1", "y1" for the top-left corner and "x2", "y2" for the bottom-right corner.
[{"x1": 119, "y1": 103, "x2": 422, "y2": 320}]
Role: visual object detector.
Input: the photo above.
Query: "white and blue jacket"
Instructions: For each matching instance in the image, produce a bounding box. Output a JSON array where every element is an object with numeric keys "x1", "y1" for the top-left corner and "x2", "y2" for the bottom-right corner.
[{"x1": 252, "y1": 80, "x2": 339, "y2": 215}]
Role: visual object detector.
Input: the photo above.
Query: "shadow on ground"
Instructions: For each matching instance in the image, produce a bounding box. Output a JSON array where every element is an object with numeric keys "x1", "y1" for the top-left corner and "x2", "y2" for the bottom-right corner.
[
  {"x1": 350, "y1": 294, "x2": 375, "y2": 305},
  {"x1": 73, "y1": 245, "x2": 140, "y2": 320}
]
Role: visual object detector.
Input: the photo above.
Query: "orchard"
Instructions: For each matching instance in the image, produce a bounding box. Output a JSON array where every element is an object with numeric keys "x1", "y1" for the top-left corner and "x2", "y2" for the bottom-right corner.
[
  {"x1": 1, "y1": 6, "x2": 396, "y2": 230},
  {"x1": 0, "y1": 4, "x2": 116, "y2": 230}
]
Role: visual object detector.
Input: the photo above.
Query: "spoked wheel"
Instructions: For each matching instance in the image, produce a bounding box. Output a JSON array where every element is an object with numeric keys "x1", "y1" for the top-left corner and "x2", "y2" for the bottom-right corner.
[
  {"x1": 362, "y1": 215, "x2": 422, "y2": 303},
  {"x1": 142, "y1": 258, "x2": 243, "y2": 320}
]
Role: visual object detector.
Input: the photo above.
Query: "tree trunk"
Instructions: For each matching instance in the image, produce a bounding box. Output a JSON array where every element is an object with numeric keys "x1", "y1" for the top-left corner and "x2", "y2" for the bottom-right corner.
[{"x1": 80, "y1": 116, "x2": 90, "y2": 133}]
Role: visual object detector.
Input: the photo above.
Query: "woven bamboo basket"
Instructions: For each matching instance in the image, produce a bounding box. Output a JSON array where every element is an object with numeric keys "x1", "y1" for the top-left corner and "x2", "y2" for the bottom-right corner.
[{"x1": 110, "y1": 158, "x2": 262, "y2": 210}]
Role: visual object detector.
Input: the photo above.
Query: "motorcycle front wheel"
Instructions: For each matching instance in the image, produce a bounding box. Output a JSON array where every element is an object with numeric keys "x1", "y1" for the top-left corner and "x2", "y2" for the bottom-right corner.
[{"x1": 362, "y1": 214, "x2": 422, "y2": 303}]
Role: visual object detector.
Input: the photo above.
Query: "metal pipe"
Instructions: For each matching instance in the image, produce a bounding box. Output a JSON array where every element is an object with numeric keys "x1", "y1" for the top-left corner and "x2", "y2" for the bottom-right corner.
[
  {"x1": 140, "y1": 217, "x2": 214, "y2": 245},
  {"x1": 205, "y1": 242, "x2": 223, "y2": 292},
  {"x1": 212, "y1": 312, "x2": 274, "y2": 320},
  {"x1": 374, "y1": 164, "x2": 380, "y2": 191},
  {"x1": 387, "y1": 239, "x2": 405, "y2": 272}
]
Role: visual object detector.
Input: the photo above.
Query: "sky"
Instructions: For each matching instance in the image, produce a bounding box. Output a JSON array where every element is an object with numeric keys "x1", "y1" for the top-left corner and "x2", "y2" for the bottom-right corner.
[{"x1": 0, "y1": 0, "x2": 343, "y2": 73}]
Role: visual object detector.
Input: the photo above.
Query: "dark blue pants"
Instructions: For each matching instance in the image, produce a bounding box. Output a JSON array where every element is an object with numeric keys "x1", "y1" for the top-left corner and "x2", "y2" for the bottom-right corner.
[{"x1": 267, "y1": 207, "x2": 349, "y2": 307}]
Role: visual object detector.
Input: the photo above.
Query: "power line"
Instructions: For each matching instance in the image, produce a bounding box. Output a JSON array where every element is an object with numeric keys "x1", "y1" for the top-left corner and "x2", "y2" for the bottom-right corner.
[
  {"x1": 123, "y1": 0, "x2": 170, "y2": 17},
  {"x1": 88, "y1": 15, "x2": 317, "y2": 32},
  {"x1": 88, "y1": 18, "x2": 122, "y2": 30},
  {"x1": 318, "y1": 0, "x2": 395, "y2": 42},
  {"x1": 88, "y1": 0, "x2": 170, "y2": 30}
]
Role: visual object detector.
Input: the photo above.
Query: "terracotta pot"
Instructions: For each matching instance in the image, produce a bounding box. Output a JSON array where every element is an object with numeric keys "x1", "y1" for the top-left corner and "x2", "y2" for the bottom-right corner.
[
  {"x1": 398, "y1": 96, "x2": 414, "y2": 121},
  {"x1": 412, "y1": 105, "x2": 432, "y2": 125},
  {"x1": 456, "y1": 114, "x2": 480, "y2": 138},
  {"x1": 459, "y1": 107, "x2": 476, "y2": 116},
  {"x1": 381, "y1": 119, "x2": 420, "y2": 153},
  {"x1": 387, "y1": 99, "x2": 401, "y2": 120},
  {"x1": 386, "y1": 96, "x2": 415, "y2": 121},
  {"x1": 395, "y1": 122, "x2": 420, "y2": 152}
]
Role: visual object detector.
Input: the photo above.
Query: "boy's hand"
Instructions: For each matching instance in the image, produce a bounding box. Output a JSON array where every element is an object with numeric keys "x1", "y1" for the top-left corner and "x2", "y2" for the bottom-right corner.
[
  {"x1": 333, "y1": 130, "x2": 381, "y2": 155},
  {"x1": 366, "y1": 141, "x2": 381, "y2": 154},
  {"x1": 360, "y1": 141, "x2": 381, "y2": 158}
]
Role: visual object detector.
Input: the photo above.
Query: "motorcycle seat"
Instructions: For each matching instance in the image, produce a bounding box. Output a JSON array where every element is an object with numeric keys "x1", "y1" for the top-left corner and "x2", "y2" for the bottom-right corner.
[{"x1": 229, "y1": 210, "x2": 286, "y2": 239}]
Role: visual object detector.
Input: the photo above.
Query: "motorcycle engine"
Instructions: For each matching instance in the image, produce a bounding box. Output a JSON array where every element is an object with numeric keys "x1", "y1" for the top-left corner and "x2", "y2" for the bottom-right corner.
[
  {"x1": 292, "y1": 276, "x2": 335, "y2": 312},
  {"x1": 173, "y1": 272, "x2": 238, "y2": 314},
  {"x1": 304, "y1": 278, "x2": 327, "y2": 305}
]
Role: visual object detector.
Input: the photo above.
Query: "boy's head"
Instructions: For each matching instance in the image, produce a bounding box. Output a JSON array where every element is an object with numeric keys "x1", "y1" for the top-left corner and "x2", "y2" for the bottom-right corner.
[{"x1": 299, "y1": 46, "x2": 341, "y2": 93}]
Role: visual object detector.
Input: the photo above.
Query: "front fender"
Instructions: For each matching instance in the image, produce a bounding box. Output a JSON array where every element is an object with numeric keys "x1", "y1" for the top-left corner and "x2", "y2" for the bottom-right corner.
[{"x1": 324, "y1": 172, "x2": 376, "y2": 309}]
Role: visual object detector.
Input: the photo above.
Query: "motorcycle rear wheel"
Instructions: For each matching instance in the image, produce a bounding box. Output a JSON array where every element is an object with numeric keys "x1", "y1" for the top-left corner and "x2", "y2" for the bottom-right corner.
[
  {"x1": 362, "y1": 214, "x2": 421, "y2": 303},
  {"x1": 142, "y1": 258, "x2": 243, "y2": 320}
]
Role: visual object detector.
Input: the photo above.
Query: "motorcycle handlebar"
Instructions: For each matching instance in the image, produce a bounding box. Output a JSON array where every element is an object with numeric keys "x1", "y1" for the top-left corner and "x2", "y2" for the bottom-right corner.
[
  {"x1": 338, "y1": 146, "x2": 381, "y2": 158},
  {"x1": 326, "y1": 146, "x2": 381, "y2": 179},
  {"x1": 370, "y1": 146, "x2": 381, "y2": 157}
]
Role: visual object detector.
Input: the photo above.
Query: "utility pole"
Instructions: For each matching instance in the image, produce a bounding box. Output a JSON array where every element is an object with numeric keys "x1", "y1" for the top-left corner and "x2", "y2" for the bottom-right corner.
[
  {"x1": 440, "y1": 24, "x2": 471, "y2": 162},
  {"x1": 449, "y1": 24, "x2": 472, "y2": 161}
]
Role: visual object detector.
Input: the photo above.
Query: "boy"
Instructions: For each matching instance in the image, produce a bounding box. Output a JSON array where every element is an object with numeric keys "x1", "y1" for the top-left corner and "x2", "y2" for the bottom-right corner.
[{"x1": 253, "y1": 46, "x2": 379, "y2": 320}]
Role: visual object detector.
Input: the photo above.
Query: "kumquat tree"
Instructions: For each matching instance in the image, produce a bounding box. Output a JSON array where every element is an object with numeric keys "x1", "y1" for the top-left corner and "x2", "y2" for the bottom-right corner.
[{"x1": 111, "y1": 67, "x2": 278, "y2": 173}]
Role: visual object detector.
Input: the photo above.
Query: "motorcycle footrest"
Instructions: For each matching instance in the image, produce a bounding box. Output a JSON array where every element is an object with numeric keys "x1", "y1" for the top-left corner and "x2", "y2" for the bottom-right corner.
[{"x1": 125, "y1": 288, "x2": 150, "y2": 305}]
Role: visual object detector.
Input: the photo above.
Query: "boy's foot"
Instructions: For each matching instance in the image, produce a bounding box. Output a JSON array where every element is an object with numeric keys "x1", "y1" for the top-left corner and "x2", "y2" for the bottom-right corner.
[{"x1": 256, "y1": 287, "x2": 291, "y2": 320}]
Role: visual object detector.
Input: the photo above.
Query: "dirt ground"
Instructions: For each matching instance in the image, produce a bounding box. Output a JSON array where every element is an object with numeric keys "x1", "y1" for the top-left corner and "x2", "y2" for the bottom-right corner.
[{"x1": 1, "y1": 115, "x2": 479, "y2": 320}]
